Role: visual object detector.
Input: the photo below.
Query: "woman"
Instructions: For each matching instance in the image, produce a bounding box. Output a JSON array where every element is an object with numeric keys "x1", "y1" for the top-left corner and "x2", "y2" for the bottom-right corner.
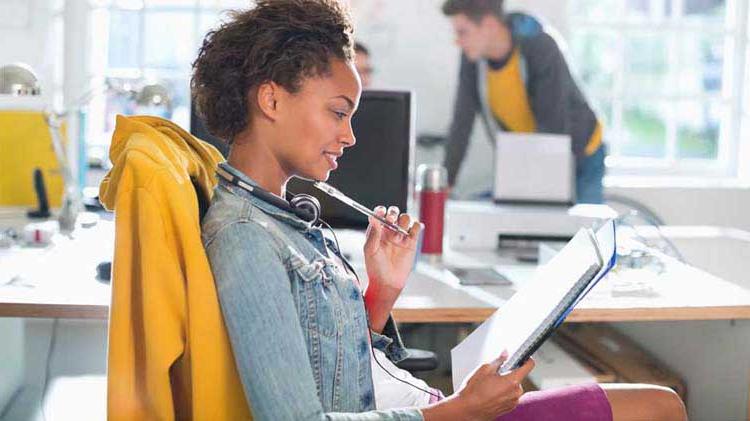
[{"x1": 195, "y1": 1, "x2": 687, "y2": 420}]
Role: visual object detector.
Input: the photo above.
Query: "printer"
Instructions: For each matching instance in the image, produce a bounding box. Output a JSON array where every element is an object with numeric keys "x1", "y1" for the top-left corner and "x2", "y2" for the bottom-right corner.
[{"x1": 446, "y1": 201, "x2": 617, "y2": 251}]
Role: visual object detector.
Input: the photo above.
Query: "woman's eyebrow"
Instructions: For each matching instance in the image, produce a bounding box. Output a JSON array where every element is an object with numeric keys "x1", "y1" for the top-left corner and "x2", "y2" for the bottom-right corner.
[{"x1": 331, "y1": 95, "x2": 355, "y2": 110}]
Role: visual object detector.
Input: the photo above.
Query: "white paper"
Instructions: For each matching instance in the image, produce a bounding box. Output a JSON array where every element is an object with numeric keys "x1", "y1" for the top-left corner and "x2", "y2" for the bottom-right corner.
[{"x1": 451, "y1": 228, "x2": 602, "y2": 390}]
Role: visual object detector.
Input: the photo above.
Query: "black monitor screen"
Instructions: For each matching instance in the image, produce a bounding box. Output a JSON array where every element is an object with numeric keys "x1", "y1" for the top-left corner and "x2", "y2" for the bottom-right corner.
[{"x1": 288, "y1": 90, "x2": 413, "y2": 230}]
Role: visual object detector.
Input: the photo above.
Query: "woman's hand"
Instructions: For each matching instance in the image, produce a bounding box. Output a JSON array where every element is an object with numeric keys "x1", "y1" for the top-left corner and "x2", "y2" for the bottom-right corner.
[
  {"x1": 457, "y1": 353, "x2": 535, "y2": 420},
  {"x1": 423, "y1": 353, "x2": 535, "y2": 421},
  {"x1": 362, "y1": 205, "x2": 422, "y2": 332}
]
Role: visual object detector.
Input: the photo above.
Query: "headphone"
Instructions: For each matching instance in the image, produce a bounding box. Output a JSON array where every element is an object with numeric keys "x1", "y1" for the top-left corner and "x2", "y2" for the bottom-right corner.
[{"x1": 216, "y1": 162, "x2": 321, "y2": 225}]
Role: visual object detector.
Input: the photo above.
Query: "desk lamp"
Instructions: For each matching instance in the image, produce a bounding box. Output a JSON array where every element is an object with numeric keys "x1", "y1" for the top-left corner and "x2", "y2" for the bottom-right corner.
[
  {"x1": 1, "y1": 63, "x2": 81, "y2": 233},
  {"x1": 135, "y1": 82, "x2": 172, "y2": 115}
]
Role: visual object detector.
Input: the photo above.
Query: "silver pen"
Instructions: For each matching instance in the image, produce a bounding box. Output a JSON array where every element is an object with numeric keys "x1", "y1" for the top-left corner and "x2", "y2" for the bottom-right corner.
[{"x1": 313, "y1": 181, "x2": 411, "y2": 236}]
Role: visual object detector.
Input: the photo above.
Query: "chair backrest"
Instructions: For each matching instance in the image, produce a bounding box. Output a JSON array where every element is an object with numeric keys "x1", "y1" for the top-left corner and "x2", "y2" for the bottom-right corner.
[
  {"x1": 193, "y1": 178, "x2": 211, "y2": 221},
  {"x1": 103, "y1": 115, "x2": 251, "y2": 420}
]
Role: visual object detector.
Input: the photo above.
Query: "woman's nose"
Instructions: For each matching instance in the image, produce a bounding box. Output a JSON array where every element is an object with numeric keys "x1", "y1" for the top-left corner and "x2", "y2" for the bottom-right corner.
[{"x1": 341, "y1": 123, "x2": 356, "y2": 147}]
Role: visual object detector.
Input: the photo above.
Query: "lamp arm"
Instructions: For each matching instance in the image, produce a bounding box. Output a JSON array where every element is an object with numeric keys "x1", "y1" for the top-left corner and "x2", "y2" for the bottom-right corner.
[{"x1": 43, "y1": 110, "x2": 81, "y2": 234}]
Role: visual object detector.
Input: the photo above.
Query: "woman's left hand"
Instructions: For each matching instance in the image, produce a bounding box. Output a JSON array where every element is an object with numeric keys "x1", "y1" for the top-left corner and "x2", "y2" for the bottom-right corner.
[{"x1": 363, "y1": 206, "x2": 422, "y2": 331}]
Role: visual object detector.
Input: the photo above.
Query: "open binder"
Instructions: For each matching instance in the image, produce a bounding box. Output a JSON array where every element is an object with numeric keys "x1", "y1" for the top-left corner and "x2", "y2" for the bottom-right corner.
[{"x1": 451, "y1": 220, "x2": 617, "y2": 390}]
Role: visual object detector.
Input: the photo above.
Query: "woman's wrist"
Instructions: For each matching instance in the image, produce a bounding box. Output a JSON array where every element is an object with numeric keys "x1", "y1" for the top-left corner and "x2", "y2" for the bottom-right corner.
[
  {"x1": 363, "y1": 285, "x2": 400, "y2": 333},
  {"x1": 422, "y1": 394, "x2": 480, "y2": 421},
  {"x1": 365, "y1": 277, "x2": 402, "y2": 303}
]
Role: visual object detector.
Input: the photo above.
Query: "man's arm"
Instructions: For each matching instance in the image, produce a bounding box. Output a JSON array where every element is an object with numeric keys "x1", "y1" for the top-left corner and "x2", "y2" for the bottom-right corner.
[
  {"x1": 525, "y1": 34, "x2": 573, "y2": 143},
  {"x1": 444, "y1": 54, "x2": 480, "y2": 187}
]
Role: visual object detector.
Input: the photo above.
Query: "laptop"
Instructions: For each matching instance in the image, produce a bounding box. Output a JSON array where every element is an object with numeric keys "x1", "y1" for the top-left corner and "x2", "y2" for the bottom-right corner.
[{"x1": 493, "y1": 132, "x2": 575, "y2": 205}]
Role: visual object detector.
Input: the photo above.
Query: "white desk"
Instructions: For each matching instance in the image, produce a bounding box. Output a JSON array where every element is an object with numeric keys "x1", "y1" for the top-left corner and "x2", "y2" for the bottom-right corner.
[
  {"x1": 389, "y1": 246, "x2": 750, "y2": 323},
  {"x1": 333, "y1": 229, "x2": 750, "y2": 324},
  {"x1": 3, "y1": 214, "x2": 750, "y2": 324},
  {"x1": 0, "y1": 210, "x2": 112, "y2": 319}
]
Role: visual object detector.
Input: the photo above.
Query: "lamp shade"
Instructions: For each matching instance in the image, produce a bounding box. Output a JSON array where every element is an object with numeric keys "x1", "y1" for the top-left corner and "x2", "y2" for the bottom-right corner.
[
  {"x1": 136, "y1": 83, "x2": 171, "y2": 109},
  {"x1": 0, "y1": 63, "x2": 41, "y2": 96}
]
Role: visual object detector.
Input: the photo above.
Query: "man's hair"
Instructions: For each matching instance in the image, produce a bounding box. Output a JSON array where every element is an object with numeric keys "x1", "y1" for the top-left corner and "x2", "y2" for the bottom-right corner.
[
  {"x1": 354, "y1": 41, "x2": 369, "y2": 56},
  {"x1": 191, "y1": 0, "x2": 355, "y2": 145},
  {"x1": 441, "y1": 0, "x2": 504, "y2": 22}
]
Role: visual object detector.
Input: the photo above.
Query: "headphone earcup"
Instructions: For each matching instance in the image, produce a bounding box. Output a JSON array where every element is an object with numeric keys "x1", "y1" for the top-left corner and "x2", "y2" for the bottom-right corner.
[{"x1": 290, "y1": 194, "x2": 321, "y2": 224}]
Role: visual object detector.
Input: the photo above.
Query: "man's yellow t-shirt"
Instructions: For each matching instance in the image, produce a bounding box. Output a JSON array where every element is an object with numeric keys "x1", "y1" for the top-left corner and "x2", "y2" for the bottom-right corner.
[{"x1": 486, "y1": 48, "x2": 602, "y2": 156}]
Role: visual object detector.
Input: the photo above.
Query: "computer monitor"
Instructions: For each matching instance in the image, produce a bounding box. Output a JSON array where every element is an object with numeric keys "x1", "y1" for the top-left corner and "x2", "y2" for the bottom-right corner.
[{"x1": 288, "y1": 90, "x2": 414, "y2": 230}]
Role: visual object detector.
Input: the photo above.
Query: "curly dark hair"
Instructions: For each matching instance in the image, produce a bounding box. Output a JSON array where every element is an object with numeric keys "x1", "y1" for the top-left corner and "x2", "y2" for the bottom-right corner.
[
  {"x1": 442, "y1": 0, "x2": 505, "y2": 22},
  {"x1": 191, "y1": 0, "x2": 355, "y2": 145}
]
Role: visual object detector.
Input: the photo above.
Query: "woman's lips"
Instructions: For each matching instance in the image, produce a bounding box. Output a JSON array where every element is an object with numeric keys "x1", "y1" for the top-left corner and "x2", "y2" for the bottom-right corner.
[{"x1": 323, "y1": 152, "x2": 339, "y2": 170}]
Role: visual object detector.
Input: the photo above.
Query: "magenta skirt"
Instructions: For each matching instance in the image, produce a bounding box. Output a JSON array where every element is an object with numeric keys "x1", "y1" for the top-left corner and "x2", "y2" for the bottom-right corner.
[{"x1": 431, "y1": 383, "x2": 613, "y2": 421}]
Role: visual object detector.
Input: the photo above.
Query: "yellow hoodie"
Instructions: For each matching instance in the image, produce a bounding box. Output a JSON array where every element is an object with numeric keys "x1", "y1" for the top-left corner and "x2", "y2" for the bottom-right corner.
[{"x1": 100, "y1": 115, "x2": 251, "y2": 420}]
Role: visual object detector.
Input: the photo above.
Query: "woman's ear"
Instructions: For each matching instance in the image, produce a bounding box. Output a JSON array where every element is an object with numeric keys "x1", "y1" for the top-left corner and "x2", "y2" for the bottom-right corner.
[{"x1": 255, "y1": 82, "x2": 279, "y2": 121}]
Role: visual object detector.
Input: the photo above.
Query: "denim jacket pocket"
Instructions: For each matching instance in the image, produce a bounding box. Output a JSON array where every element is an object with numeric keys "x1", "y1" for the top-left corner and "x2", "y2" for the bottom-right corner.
[
  {"x1": 329, "y1": 269, "x2": 366, "y2": 329},
  {"x1": 288, "y1": 251, "x2": 342, "y2": 338}
]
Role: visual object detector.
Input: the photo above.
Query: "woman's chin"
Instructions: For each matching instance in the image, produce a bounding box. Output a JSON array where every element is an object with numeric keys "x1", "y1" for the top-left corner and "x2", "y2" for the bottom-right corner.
[{"x1": 297, "y1": 168, "x2": 331, "y2": 182}]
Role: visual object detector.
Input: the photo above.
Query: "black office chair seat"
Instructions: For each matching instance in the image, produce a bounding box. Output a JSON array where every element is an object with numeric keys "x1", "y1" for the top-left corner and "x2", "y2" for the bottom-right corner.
[{"x1": 396, "y1": 348, "x2": 439, "y2": 372}]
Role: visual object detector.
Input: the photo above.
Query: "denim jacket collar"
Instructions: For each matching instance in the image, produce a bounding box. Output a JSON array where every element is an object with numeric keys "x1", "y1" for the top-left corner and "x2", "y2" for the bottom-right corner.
[{"x1": 218, "y1": 162, "x2": 313, "y2": 231}]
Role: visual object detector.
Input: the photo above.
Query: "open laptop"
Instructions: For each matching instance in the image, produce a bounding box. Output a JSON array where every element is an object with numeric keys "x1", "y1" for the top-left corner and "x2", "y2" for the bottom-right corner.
[{"x1": 493, "y1": 132, "x2": 575, "y2": 205}]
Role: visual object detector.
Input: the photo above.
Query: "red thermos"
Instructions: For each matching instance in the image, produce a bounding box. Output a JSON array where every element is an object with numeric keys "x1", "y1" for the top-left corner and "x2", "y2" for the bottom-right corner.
[{"x1": 418, "y1": 165, "x2": 448, "y2": 256}]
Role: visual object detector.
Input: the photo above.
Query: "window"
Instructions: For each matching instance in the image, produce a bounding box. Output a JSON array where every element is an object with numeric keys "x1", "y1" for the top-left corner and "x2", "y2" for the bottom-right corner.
[
  {"x1": 567, "y1": 0, "x2": 749, "y2": 179},
  {"x1": 87, "y1": 0, "x2": 246, "y2": 164}
]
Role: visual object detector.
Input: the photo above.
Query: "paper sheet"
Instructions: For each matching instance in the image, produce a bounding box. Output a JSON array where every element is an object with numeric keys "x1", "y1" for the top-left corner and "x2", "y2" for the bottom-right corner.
[{"x1": 451, "y1": 227, "x2": 605, "y2": 390}]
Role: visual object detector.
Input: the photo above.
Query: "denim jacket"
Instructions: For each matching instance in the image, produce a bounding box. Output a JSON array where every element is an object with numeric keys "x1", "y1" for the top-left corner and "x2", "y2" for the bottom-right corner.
[{"x1": 201, "y1": 164, "x2": 424, "y2": 421}]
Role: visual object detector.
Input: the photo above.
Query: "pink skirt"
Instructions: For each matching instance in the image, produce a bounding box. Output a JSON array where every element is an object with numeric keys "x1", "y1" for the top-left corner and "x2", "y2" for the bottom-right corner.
[{"x1": 430, "y1": 383, "x2": 613, "y2": 421}]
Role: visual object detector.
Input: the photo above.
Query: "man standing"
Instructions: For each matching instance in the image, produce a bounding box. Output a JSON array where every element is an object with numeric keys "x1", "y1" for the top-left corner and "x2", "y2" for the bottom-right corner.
[
  {"x1": 442, "y1": 0, "x2": 605, "y2": 203},
  {"x1": 354, "y1": 42, "x2": 374, "y2": 88}
]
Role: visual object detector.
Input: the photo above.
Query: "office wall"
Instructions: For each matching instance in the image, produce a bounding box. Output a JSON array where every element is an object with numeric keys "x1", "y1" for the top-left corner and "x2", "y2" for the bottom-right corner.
[{"x1": 609, "y1": 185, "x2": 750, "y2": 231}]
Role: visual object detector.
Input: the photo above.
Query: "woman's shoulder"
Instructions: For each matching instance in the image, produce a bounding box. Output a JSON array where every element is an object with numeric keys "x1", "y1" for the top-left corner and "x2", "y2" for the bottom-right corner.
[
  {"x1": 201, "y1": 185, "x2": 280, "y2": 248},
  {"x1": 201, "y1": 184, "x2": 319, "y2": 264}
]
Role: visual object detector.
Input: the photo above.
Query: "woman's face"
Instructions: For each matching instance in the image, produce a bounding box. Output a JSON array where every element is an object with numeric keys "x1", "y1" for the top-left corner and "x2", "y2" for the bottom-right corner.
[{"x1": 272, "y1": 59, "x2": 362, "y2": 182}]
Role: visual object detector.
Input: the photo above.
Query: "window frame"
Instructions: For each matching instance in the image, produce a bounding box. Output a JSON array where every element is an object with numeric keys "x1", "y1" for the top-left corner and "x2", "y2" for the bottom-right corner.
[
  {"x1": 567, "y1": 0, "x2": 749, "y2": 181},
  {"x1": 87, "y1": 0, "x2": 235, "y2": 149}
]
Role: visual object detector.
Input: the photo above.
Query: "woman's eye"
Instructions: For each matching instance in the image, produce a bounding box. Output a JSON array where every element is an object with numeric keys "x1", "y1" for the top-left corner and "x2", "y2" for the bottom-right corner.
[{"x1": 333, "y1": 111, "x2": 347, "y2": 120}]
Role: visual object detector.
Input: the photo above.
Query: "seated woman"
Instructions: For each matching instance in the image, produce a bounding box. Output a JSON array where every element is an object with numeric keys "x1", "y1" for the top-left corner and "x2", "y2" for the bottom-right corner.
[{"x1": 194, "y1": 1, "x2": 687, "y2": 420}]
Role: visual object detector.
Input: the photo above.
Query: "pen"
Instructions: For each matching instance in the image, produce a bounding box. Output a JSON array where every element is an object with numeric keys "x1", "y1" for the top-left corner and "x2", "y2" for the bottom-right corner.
[{"x1": 313, "y1": 181, "x2": 411, "y2": 236}]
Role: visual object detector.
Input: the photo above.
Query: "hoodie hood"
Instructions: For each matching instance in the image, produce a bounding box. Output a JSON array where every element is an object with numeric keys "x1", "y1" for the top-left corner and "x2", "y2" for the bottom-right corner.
[{"x1": 99, "y1": 115, "x2": 224, "y2": 211}]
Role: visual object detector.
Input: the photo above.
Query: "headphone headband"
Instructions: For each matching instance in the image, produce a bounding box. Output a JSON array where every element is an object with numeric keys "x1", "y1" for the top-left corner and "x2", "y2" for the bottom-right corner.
[{"x1": 216, "y1": 163, "x2": 320, "y2": 224}]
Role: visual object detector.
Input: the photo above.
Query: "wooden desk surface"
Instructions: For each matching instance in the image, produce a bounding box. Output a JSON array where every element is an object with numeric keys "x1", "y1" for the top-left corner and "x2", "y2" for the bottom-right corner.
[{"x1": 3, "y1": 215, "x2": 750, "y2": 324}]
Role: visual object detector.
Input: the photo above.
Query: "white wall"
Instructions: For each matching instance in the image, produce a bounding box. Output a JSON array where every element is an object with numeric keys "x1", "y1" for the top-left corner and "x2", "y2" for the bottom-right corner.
[{"x1": 609, "y1": 184, "x2": 750, "y2": 231}]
